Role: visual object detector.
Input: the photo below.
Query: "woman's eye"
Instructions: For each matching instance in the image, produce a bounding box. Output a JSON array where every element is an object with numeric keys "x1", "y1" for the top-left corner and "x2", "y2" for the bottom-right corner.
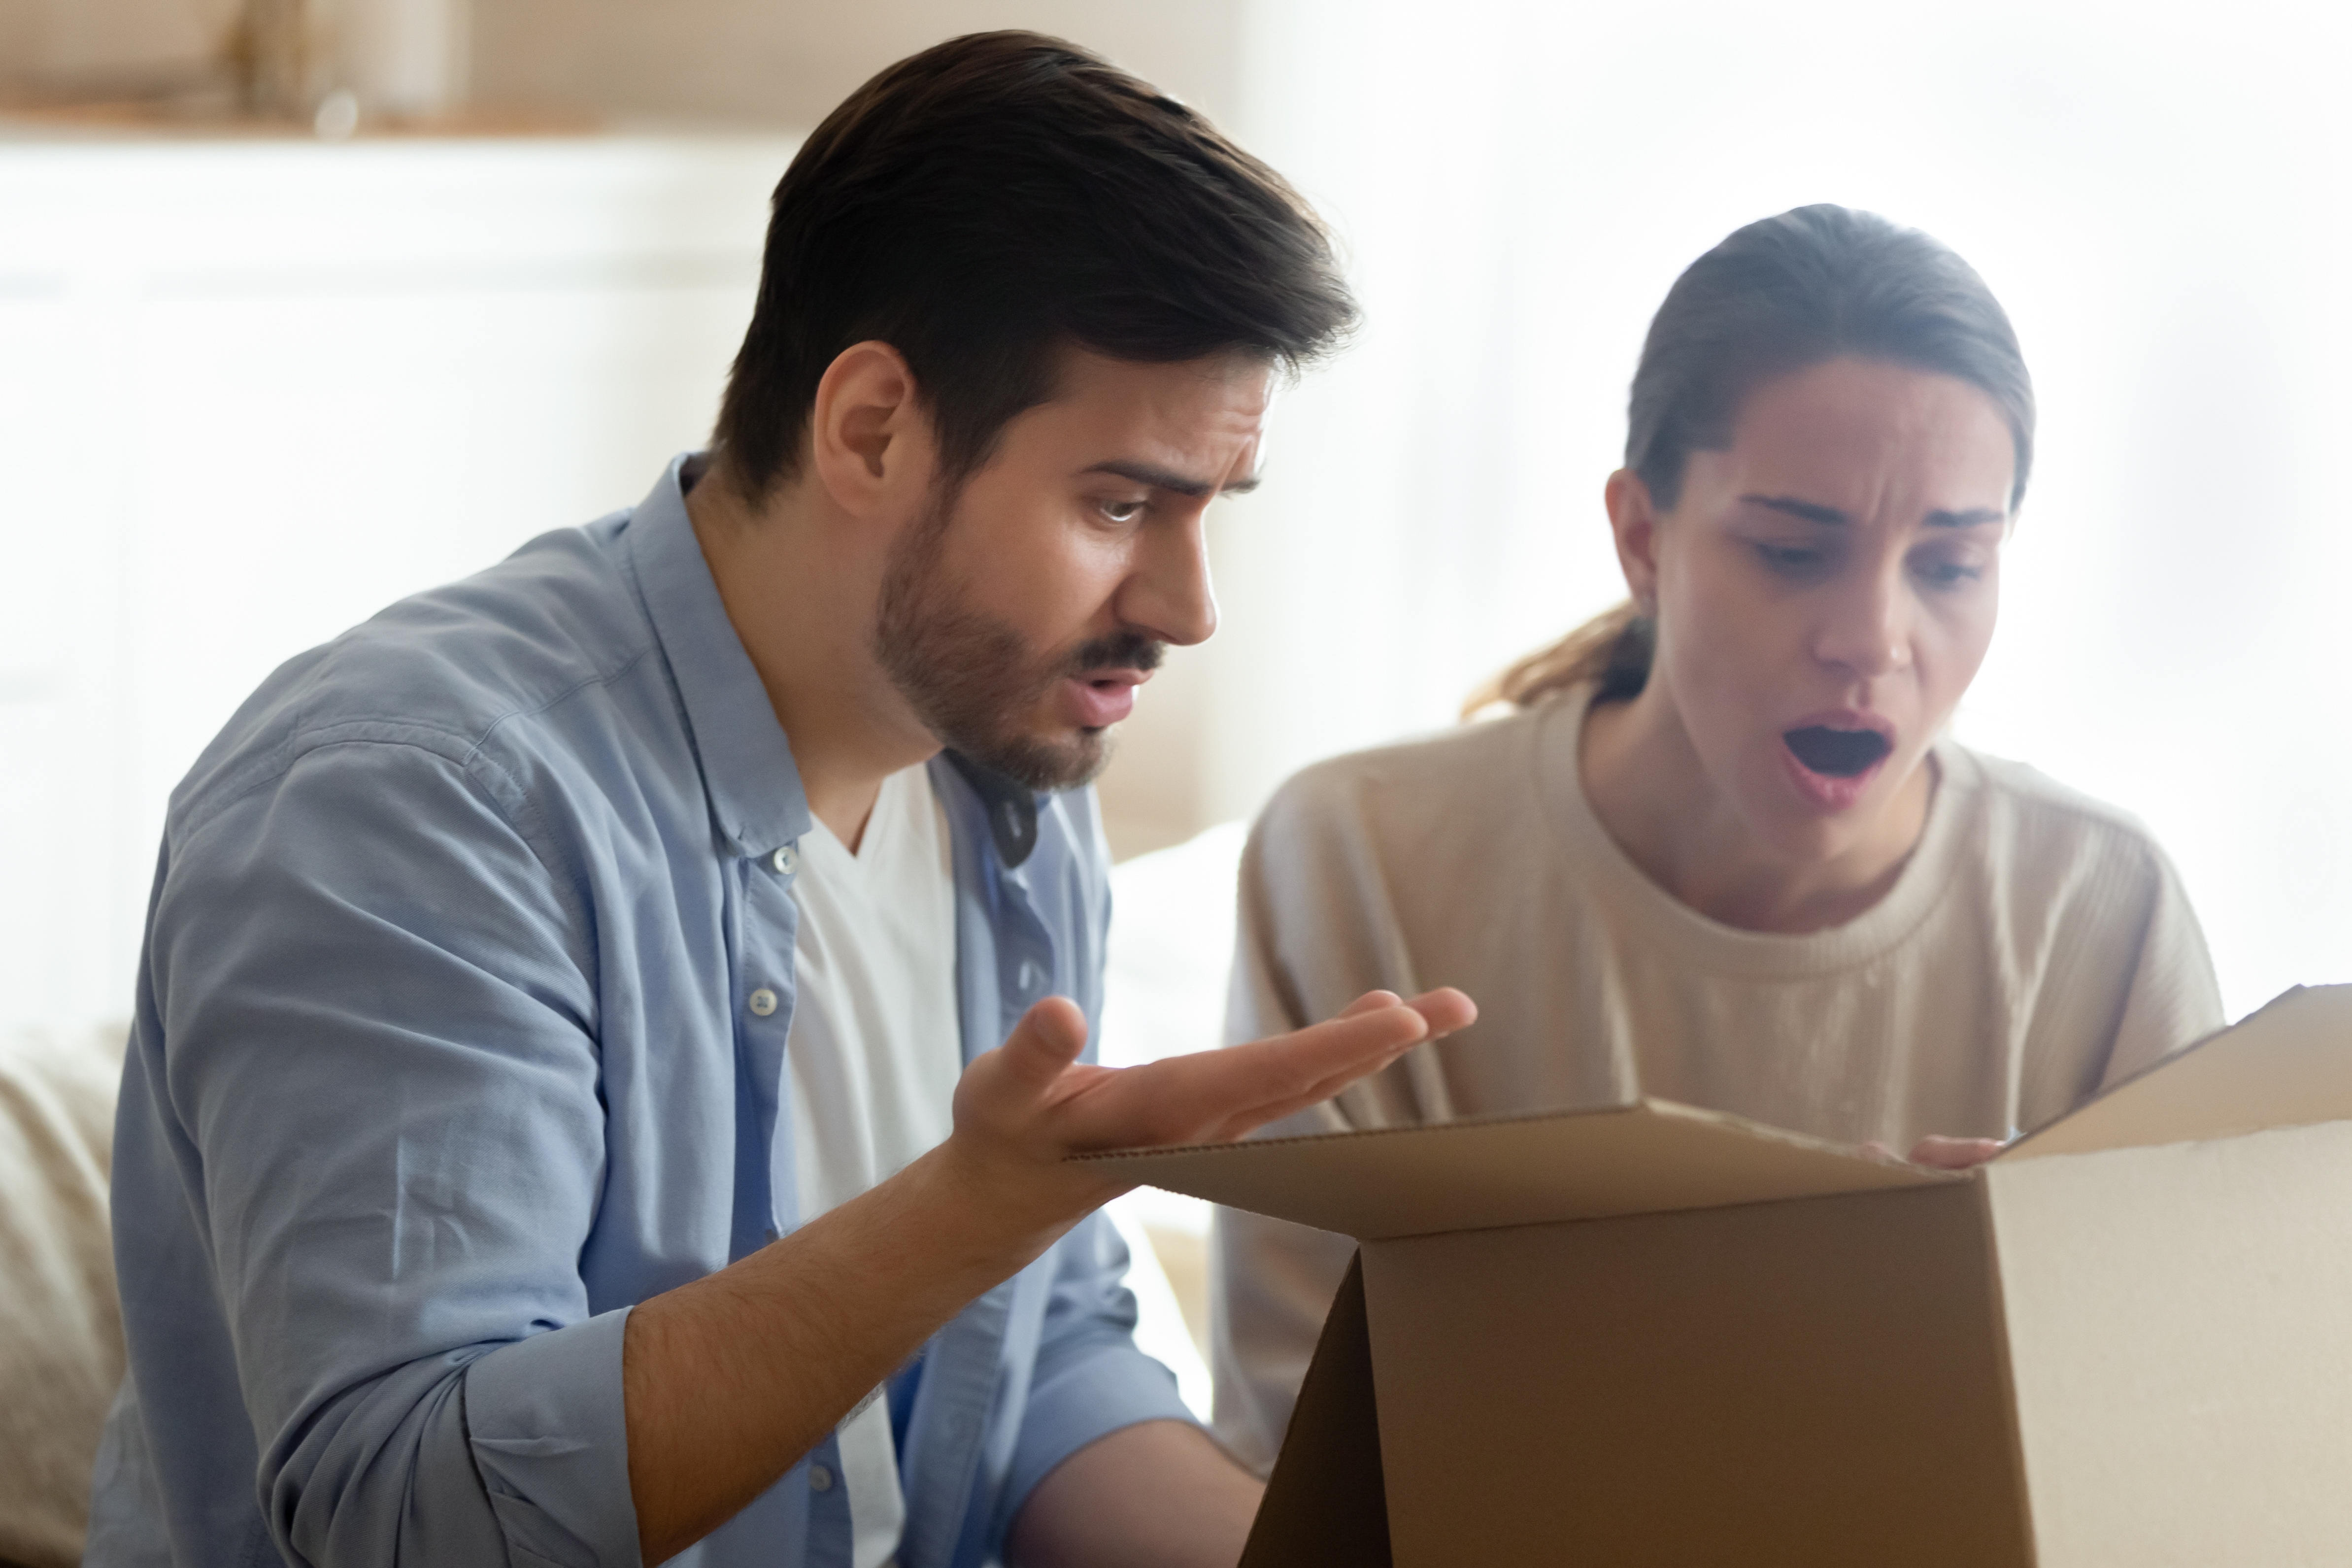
[
  {"x1": 1099, "y1": 499, "x2": 1148, "y2": 525},
  {"x1": 1913, "y1": 557, "x2": 1985, "y2": 590}
]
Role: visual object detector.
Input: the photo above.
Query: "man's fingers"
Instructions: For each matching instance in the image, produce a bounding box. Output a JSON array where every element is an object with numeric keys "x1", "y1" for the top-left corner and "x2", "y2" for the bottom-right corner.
[
  {"x1": 1109, "y1": 995, "x2": 1471, "y2": 1148},
  {"x1": 1204, "y1": 988, "x2": 1475, "y2": 1126},
  {"x1": 992, "y1": 996, "x2": 1092, "y2": 1096},
  {"x1": 1247, "y1": 1002, "x2": 1432, "y2": 1090},
  {"x1": 990, "y1": 986, "x2": 1481, "y2": 1157},
  {"x1": 1336, "y1": 987, "x2": 1475, "y2": 1033},
  {"x1": 1404, "y1": 987, "x2": 1477, "y2": 1037}
]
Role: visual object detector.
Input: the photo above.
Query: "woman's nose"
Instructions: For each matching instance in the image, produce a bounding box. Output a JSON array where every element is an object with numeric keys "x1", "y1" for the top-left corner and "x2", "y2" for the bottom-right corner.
[{"x1": 1812, "y1": 570, "x2": 1911, "y2": 678}]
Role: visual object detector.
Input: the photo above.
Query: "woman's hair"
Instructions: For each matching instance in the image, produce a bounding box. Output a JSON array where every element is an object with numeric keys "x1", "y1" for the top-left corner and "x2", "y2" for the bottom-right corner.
[{"x1": 1466, "y1": 204, "x2": 2034, "y2": 717}]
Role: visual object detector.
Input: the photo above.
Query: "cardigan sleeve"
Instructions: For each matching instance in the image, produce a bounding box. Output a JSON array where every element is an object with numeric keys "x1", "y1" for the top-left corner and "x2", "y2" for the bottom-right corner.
[{"x1": 2099, "y1": 839, "x2": 2228, "y2": 1089}]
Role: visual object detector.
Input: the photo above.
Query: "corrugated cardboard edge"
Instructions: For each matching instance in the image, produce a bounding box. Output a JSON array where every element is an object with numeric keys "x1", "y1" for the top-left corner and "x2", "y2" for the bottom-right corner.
[
  {"x1": 1998, "y1": 983, "x2": 2352, "y2": 1161},
  {"x1": 1075, "y1": 1097, "x2": 1951, "y2": 1243},
  {"x1": 1973, "y1": 1178, "x2": 2041, "y2": 1566},
  {"x1": 1077, "y1": 1095, "x2": 1883, "y2": 1167},
  {"x1": 1238, "y1": 1252, "x2": 1390, "y2": 1568}
]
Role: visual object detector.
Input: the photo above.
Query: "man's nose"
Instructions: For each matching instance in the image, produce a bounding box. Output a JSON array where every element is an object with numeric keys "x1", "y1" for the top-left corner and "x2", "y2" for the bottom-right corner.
[
  {"x1": 1119, "y1": 512, "x2": 1218, "y2": 648},
  {"x1": 1812, "y1": 566, "x2": 1911, "y2": 679}
]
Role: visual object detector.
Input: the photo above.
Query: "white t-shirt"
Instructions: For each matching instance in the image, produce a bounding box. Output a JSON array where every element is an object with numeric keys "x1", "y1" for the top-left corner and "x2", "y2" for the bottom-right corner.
[{"x1": 784, "y1": 763, "x2": 962, "y2": 1568}]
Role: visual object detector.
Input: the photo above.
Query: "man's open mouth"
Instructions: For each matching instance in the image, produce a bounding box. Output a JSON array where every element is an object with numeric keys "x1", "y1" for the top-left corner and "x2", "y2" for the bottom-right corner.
[{"x1": 1783, "y1": 726, "x2": 1893, "y2": 778}]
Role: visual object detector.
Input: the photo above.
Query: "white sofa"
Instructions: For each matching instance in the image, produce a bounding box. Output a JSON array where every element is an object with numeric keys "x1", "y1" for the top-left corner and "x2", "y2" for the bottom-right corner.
[{"x1": 0, "y1": 1023, "x2": 124, "y2": 1568}]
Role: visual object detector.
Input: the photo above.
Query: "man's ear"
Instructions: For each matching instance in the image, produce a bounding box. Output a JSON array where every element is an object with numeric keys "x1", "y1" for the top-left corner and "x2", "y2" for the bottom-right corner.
[
  {"x1": 807, "y1": 340, "x2": 937, "y2": 518},
  {"x1": 1603, "y1": 467, "x2": 1662, "y2": 617}
]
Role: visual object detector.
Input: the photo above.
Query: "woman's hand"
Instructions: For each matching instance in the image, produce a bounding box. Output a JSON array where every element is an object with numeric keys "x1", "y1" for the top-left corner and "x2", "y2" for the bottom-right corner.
[
  {"x1": 1907, "y1": 1134, "x2": 2007, "y2": 1169},
  {"x1": 1865, "y1": 1134, "x2": 2009, "y2": 1169}
]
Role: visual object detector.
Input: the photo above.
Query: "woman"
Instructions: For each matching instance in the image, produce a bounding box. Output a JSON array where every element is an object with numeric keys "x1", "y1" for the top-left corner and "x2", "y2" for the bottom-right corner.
[{"x1": 1209, "y1": 204, "x2": 2224, "y2": 1475}]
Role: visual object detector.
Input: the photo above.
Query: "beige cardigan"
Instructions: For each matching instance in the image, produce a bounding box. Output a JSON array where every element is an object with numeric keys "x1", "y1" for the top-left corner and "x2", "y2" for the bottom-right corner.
[{"x1": 1209, "y1": 690, "x2": 2225, "y2": 1474}]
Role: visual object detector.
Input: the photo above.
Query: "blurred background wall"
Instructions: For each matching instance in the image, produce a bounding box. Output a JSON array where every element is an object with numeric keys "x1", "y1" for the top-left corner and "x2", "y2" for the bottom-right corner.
[
  {"x1": 5, "y1": 0, "x2": 2352, "y2": 1041},
  {"x1": 471, "y1": 0, "x2": 1244, "y2": 128}
]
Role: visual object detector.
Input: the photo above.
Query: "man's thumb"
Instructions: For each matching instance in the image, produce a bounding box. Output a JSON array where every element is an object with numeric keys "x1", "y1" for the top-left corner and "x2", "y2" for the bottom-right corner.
[{"x1": 995, "y1": 996, "x2": 1091, "y2": 1093}]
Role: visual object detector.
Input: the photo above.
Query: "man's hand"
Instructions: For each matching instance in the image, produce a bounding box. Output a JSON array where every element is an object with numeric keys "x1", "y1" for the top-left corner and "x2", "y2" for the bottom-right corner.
[
  {"x1": 943, "y1": 986, "x2": 1477, "y2": 1247},
  {"x1": 624, "y1": 986, "x2": 1475, "y2": 1564}
]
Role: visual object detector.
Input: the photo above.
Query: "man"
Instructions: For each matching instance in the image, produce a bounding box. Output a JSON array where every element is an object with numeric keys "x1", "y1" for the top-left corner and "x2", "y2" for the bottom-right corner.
[{"x1": 87, "y1": 32, "x2": 1472, "y2": 1568}]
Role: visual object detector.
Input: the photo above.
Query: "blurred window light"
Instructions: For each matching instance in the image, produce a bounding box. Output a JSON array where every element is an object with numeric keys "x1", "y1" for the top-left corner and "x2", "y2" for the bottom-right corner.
[
  {"x1": 1196, "y1": 0, "x2": 2352, "y2": 1018},
  {"x1": 0, "y1": 131, "x2": 792, "y2": 1041}
]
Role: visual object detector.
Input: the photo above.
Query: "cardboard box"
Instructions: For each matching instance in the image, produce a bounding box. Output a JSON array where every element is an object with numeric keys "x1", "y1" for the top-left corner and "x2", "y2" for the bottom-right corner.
[{"x1": 1082, "y1": 985, "x2": 2352, "y2": 1566}]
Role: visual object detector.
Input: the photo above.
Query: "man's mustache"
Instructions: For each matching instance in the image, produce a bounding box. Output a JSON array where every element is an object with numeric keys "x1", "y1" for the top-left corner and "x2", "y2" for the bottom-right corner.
[{"x1": 1058, "y1": 632, "x2": 1164, "y2": 680}]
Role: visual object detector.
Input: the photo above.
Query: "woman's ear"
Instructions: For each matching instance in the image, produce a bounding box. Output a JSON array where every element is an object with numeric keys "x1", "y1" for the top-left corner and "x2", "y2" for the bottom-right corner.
[
  {"x1": 807, "y1": 339, "x2": 938, "y2": 519},
  {"x1": 1604, "y1": 467, "x2": 1662, "y2": 617}
]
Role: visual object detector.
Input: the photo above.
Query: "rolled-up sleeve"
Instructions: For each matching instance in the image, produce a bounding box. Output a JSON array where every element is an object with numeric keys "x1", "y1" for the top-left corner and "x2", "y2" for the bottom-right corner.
[
  {"x1": 155, "y1": 737, "x2": 639, "y2": 1568},
  {"x1": 1000, "y1": 1212, "x2": 1197, "y2": 1523}
]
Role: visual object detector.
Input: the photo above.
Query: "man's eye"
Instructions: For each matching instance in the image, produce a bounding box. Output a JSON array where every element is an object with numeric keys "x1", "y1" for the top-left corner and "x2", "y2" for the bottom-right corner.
[
  {"x1": 1100, "y1": 499, "x2": 1148, "y2": 525},
  {"x1": 1753, "y1": 542, "x2": 1826, "y2": 575}
]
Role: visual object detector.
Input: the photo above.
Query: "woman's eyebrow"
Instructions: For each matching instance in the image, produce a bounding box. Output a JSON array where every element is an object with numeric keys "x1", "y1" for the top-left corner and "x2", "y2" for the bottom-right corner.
[
  {"x1": 1740, "y1": 494, "x2": 2006, "y2": 529},
  {"x1": 1739, "y1": 493, "x2": 1847, "y2": 525}
]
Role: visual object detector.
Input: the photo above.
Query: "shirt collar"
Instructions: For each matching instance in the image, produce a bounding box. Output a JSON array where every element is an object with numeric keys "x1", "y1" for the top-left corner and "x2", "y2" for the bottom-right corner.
[
  {"x1": 625, "y1": 453, "x2": 812, "y2": 858},
  {"x1": 941, "y1": 751, "x2": 1042, "y2": 869}
]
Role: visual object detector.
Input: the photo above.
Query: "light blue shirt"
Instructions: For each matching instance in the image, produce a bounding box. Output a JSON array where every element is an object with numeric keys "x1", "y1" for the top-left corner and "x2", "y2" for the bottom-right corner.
[{"x1": 87, "y1": 457, "x2": 1191, "y2": 1568}]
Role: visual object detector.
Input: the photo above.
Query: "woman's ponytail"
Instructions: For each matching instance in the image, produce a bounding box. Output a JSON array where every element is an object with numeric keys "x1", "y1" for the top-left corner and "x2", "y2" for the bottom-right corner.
[{"x1": 1463, "y1": 601, "x2": 1653, "y2": 718}]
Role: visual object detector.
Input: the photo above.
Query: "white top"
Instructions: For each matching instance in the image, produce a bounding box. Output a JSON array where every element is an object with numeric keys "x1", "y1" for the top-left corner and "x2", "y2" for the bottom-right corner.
[
  {"x1": 1210, "y1": 688, "x2": 2226, "y2": 1475},
  {"x1": 785, "y1": 764, "x2": 963, "y2": 1568}
]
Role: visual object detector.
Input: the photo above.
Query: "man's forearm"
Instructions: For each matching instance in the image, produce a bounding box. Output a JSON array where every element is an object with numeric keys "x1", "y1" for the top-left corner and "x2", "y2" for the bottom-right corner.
[
  {"x1": 1008, "y1": 1420, "x2": 1264, "y2": 1568},
  {"x1": 623, "y1": 1144, "x2": 1087, "y2": 1565},
  {"x1": 622, "y1": 988, "x2": 1466, "y2": 1564}
]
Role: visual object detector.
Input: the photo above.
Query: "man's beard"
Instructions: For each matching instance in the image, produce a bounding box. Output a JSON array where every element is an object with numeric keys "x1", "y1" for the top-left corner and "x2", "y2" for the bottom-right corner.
[{"x1": 873, "y1": 492, "x2": 1164, "y2": 792}]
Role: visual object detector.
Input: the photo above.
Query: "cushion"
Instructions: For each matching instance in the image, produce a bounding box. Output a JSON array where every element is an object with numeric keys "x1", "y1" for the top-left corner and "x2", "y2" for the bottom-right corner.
[{"x1": 0, "y1": 1023, "x2": 126, "y2": 1568}]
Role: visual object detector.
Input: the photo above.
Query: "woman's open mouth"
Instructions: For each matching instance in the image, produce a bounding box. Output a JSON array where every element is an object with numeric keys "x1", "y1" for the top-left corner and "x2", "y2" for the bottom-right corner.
[
  {"x1": 1780, "y1": 717, "x2": 1894, "y2": 809},
  {"x1": 1784, "y1": 726, "x2": 1891, "y2": 777}
]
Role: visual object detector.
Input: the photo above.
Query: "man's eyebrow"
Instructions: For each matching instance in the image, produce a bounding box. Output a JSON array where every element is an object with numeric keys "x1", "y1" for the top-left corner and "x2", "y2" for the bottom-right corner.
[
  {"x1": 1739, "y1": 494, "x2": 2008, "y2": 529},
  {"x1": 1083, "y1": 459, "x2": 1260, "y2": 498}
]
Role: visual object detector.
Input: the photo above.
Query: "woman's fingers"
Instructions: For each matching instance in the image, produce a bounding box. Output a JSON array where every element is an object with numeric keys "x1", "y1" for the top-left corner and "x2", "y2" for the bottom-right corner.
[{"x1": 1908, "y1": 1134, "x2": 2008, "y2": 1170}]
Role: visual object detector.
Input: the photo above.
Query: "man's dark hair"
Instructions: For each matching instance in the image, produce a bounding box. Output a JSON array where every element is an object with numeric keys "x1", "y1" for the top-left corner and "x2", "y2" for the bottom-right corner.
[{"x1": 713, "y1": 31, "x2": 1358, "y2": 499}]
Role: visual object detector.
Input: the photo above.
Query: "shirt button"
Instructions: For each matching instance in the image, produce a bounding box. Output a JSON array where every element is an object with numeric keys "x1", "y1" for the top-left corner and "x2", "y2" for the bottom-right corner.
[
  {"x1": 808, "y1": 1464, "x2": 835, "y2": 1493},
  {"x1": 1017, "y1": 960, "x2": 1042, "y2": 995},
  {"x1": 772, "y1": 843, "x2": 799, "y2": 875},
  {"x1": 748, "y1": 988, "x2": 779, "y2": 1017}
]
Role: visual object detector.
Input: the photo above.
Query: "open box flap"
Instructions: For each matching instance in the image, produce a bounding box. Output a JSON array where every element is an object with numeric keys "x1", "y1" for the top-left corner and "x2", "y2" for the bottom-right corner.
[
  {"x1": 2000, "y1": 984, "x2": 2352, "y2": 1162},
  {"x1": 1076, "y1": 1097, "x2": 1951, "y2": 1241}
]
